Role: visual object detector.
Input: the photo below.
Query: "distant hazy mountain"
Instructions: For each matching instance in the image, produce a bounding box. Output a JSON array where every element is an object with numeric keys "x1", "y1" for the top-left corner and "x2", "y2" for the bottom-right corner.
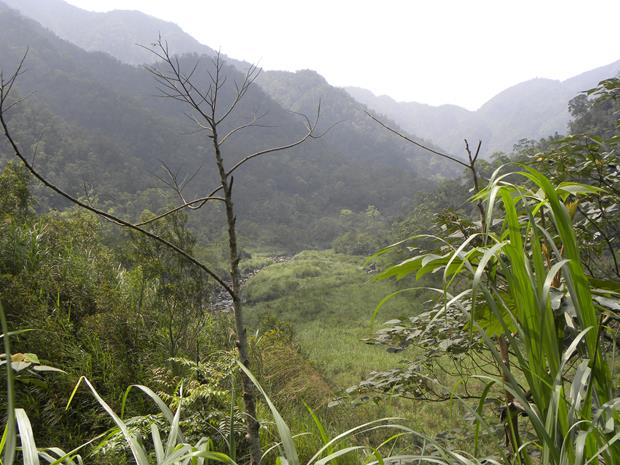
[
  {"x1": 1, "y1": 0, "x2": 217, "y2": 65},
  {"x1": 8, "y1": 0, "x2": 614, "y2": 159},
  {"x1": 346, "y1": 59, "x2": 620, "y2": 156}
]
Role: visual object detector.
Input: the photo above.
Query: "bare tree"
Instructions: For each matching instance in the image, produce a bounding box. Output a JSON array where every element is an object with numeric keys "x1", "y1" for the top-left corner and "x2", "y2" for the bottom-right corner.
[{"x1": 0, "y1": 44, "x2": 320, "y2": 465}]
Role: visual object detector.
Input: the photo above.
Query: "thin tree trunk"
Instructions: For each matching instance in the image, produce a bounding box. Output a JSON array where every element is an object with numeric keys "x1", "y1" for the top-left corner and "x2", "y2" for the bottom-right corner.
[
  {"x1": 213, "y1": 129, "x2": 262, "y2": 465},
  {"x1": 499, "y1": 336, "x2": 520, "y2": 455}
]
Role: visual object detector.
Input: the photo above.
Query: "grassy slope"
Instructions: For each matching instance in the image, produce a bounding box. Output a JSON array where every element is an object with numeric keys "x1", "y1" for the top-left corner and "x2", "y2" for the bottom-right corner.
[
  {"x1": 244, "y1": 250, "x2": 411, "y2": 386},
  {"x1": 243, "y1": 250, "x2": 478, "y2": 453}
]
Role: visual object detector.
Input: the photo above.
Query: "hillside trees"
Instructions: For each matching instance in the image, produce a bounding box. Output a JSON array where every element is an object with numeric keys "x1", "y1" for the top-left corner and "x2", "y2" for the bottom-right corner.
[
  {"x1": 0, "y1": 43, "x2": 319, "y2": 464},
  {"x1": 0, "y1": 174, "x2": 156, "y2": 446},
  {"x1": 126, "y1": 210, "x2": 212, "y2": 361},
  {"x1": 526, "y1": 77, "x2": 620, "y2": 279},
  {"x1": 353, "y1": 78, "x2": 620, "y2": 462}
]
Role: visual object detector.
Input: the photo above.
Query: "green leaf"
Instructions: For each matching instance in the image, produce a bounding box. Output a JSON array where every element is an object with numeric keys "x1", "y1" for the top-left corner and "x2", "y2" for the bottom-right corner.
[
  {"x1": 590, "y1": 278, "x2": 620, "y2": 292},
  {"x1": 15, "y1": 409, "x2": 40, "y2": 465},
  {"x1": 238, "y1": 363, "x2": 299, "y2": 465},
  {"x1": 1, "y1": 302, "x2": 16, "y2": 465},
  {"x1": 556, "y1": 182, "x2": 603, "y2": 197},
  {"x1": 304, "y1": 402, "x2": 338, "y2": 465},
  {"x1": 67, "y1": 377, "x2": 150, "y2": 465}
]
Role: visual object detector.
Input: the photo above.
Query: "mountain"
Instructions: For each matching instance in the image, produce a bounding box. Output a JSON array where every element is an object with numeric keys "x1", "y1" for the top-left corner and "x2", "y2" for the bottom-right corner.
[
  {"x1": 0, "y1": 1, "x2": 446, "y2": 250},
  {"x1": 7, "y1": 0, "x2": 620, "y2": 159},
  {"x1": 346, "y1": 59, "x2": 620, "y2": 156},
  {"x1": 2, "y1": 0, "x2": 455, "y2": 159},
  {"x1": 1, "y1": 0, "x2": 218, "y2": 65}
]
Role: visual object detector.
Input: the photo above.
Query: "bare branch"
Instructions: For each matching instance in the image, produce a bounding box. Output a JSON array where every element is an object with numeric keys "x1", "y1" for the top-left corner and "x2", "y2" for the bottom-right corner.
[
  {"x1": 226, "y1": 106, "x2": 321, "y2": 178},
  {"x1": 143, "y1": 39, "x2": 215, "y2": 128},
  {"x1": 0, "y1": 82, "x2": 233, "y2": 296},
  {"x1": 219, "y1": 111, "x2": 273, "y2": 145},
  {"x1": 0, "y1": 49, "x2": 30, "y2": 115},
  {"x1": 366, "y1": 111, "x2": 470, "y2": 169},
  {"x1": 178, "y1": 162, "x2": 205, "y2": 192},
  {"x1": 0, "y1": 49, "x2": 29, "y2": 103},
  {"x1": 464, "y1": 139, "x2": 482, "y2": 165},
  {"x1": 289, "y1": 104, "x2": 343, "y2": 139},
  {"x1": 153, "y1": 161, "x2": 217, "y2": 211},
  {"x1": 216, "y1": 61, "x2": 261, "y2": 126},
  {"x1": 135, "y1": 186, "x2": 225, "y2": 226}
]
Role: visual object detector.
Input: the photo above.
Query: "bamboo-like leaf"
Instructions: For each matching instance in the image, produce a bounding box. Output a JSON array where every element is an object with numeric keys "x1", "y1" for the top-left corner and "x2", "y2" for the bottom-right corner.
[
  {"x1": 473, "y1": 382, "x2": 494, "y2": 457},
  {"x1": 442, "y1": 233, "x2": 481, "y2": 283},
  {"x1": 181, "y1": 450, "x2": 238, "y2": 465},
  {"x1": 307, "y1": 421, "x2": 411, "y2": 465},
  {"x1": 165, "y1": 396, "x2": 183, "y2": 457},
  {"x1": 1, "y1": 302, "x2": 16, "y2": 465},
  {"x1": 314, "y1": 446, "x2": 366, "y2": 465},
  {"x1": 371, "y1": 287, "x2": 424, "y2": 322},
  {"x1": 304, "y1": 401, "x2": 336, "y2": 464},
  {"x1": 152, "y1": 423, "x2": 164, "y2": 463},
  {"x1": 122, "y1": 384, "x2": 175, "y2": 423},
  {"x1": 542, "y1": 260, "x2": 571, "y2": 303},
  {"x1": 15, "y1": 409, "x2": 40, "y2": 465},
  {"x1": 40, "y1": 446, "x2": 84, "y2": 465},
  {"x1": 368, "y1": 447, "x2": 385, "y2": 465},
  {"x1": 45, "y1": 433, "x2": 103, "y2": 465},
  {"x1": 556, "y1": 182, "x2": 603, "y2": 197},
  {"x1": 574, "y1": 430, "x2": 589, "y2": 465},
  {"x1": 238, "y1": 362, "x2": 299, "y2": 465},
  {"x1": 520, "y1": 166, "x2": 611, "y2": 401},
  {"x1": 0, "y1": 328, "x2": 34, "y2": 340},
  {"x1": 585, "y1": 429, "x2": 620, "y2": 465},
  {"x1": 569, "y1": 360, "x2": 591, "y2": 422},
  {"x1": 472, "y1": 242, "x2": 508, "y2": 291},
  {"x1": 67, "y1": 377, "x2": 149, "y2": 465},
  {"x1": 376, "y1": 255, "x2": 425, "y2": 281}
]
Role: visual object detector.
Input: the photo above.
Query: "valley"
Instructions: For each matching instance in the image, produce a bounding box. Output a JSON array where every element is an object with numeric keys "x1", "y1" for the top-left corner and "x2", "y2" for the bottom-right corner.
[{"x1": 0, "y1": 1, "x2": 619, "y2": 465}]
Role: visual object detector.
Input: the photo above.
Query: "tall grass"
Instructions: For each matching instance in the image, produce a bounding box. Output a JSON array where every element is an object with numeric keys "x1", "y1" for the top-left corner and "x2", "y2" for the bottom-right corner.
[
  {"x1": 375, "y1": 165, "x2": 620, "y2": 465},
  {"x1": 1, "y1": 301, "x2": 416, "y2": 465},
  {"x1": 476, "y1": 167, "x2": 617, "y2": 465},
  {"x1": 3, "y1": 167, "x2": 617, "y2": 464}
]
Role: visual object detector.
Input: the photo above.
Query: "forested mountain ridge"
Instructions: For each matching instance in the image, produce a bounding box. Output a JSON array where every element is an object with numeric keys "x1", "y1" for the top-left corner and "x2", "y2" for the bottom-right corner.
[
  {"x1": 6, "y1": 0, "x2": 619, "y2": 161},
  {"x1": 1, "y1": 0, "x2": 220, "y2": 65},
  {"x1": 0, "y1": 0, "x2": 446, "y2": 171},
  {"x1": 346, "y1": 58, "x2": 620, "y2": 156},
  {"x1": 12, "y1": 0, "x2": 619, "y2": 163},
  {"x1": 0, "y1": 1, "x2": 446, "y2": 250},
  {"x1": 10, "y1": 0, "x2": 613, "y2": 161}
]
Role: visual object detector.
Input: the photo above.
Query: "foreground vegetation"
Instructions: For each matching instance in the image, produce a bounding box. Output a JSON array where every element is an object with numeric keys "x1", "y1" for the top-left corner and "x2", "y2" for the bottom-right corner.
[
  {"x1": 0, "y1": 36, "x2": 619, "y2": 465},
  {"x1": 4, "y1": 151, "x2": 619, "y2": 463}
]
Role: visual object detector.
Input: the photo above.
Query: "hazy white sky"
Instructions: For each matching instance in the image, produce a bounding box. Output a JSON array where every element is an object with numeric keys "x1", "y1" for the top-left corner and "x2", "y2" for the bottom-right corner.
[{"x1": 64, "y1": 0, "x2": 620, "y2": 110}]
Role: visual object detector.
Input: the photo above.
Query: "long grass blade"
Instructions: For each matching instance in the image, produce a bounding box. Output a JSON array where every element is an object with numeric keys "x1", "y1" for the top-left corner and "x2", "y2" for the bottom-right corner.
[
  {"x1": 314, "y1": 446, "x2": 366, "y2": 465},
  {"x1": 152, "y1": 423, "x2": 164, "y2": 463},
  {"x1": 165, "y1": 398, "x2": 183, "y2": 457},
  {"x1": 67, "y1": 377, "x2": 149, "y2": 465},
  {"x1": 15, "y1": 409, "x2": 40, "y2": 465},
  {"x1": 238, "y1": 362, "x2": 300, "y2": 465},
  {"x1": 0, "y1": 302, "x2": 16, "y2": 465},
  {"x1": 303, "y1": 401, "x2": 335, "y2": 463}
]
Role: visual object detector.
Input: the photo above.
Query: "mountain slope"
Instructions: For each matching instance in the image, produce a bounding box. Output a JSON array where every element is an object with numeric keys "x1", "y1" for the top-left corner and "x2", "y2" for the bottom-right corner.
[
  {"x1": 346, "y1": 59, "x2": 620, "y2": 156},
  {"x1": 0, "y1": 1, "x2": 442, "y2": 250},
  {"x1": 3, "y1": 0, "x2": 458, "y2": 166},
  {"x1": 7, "y1": 0, "x2": 620, "y2": 158},
  {"x1": 2, "y1": 0, "x2": 217, "y2": 65}
]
